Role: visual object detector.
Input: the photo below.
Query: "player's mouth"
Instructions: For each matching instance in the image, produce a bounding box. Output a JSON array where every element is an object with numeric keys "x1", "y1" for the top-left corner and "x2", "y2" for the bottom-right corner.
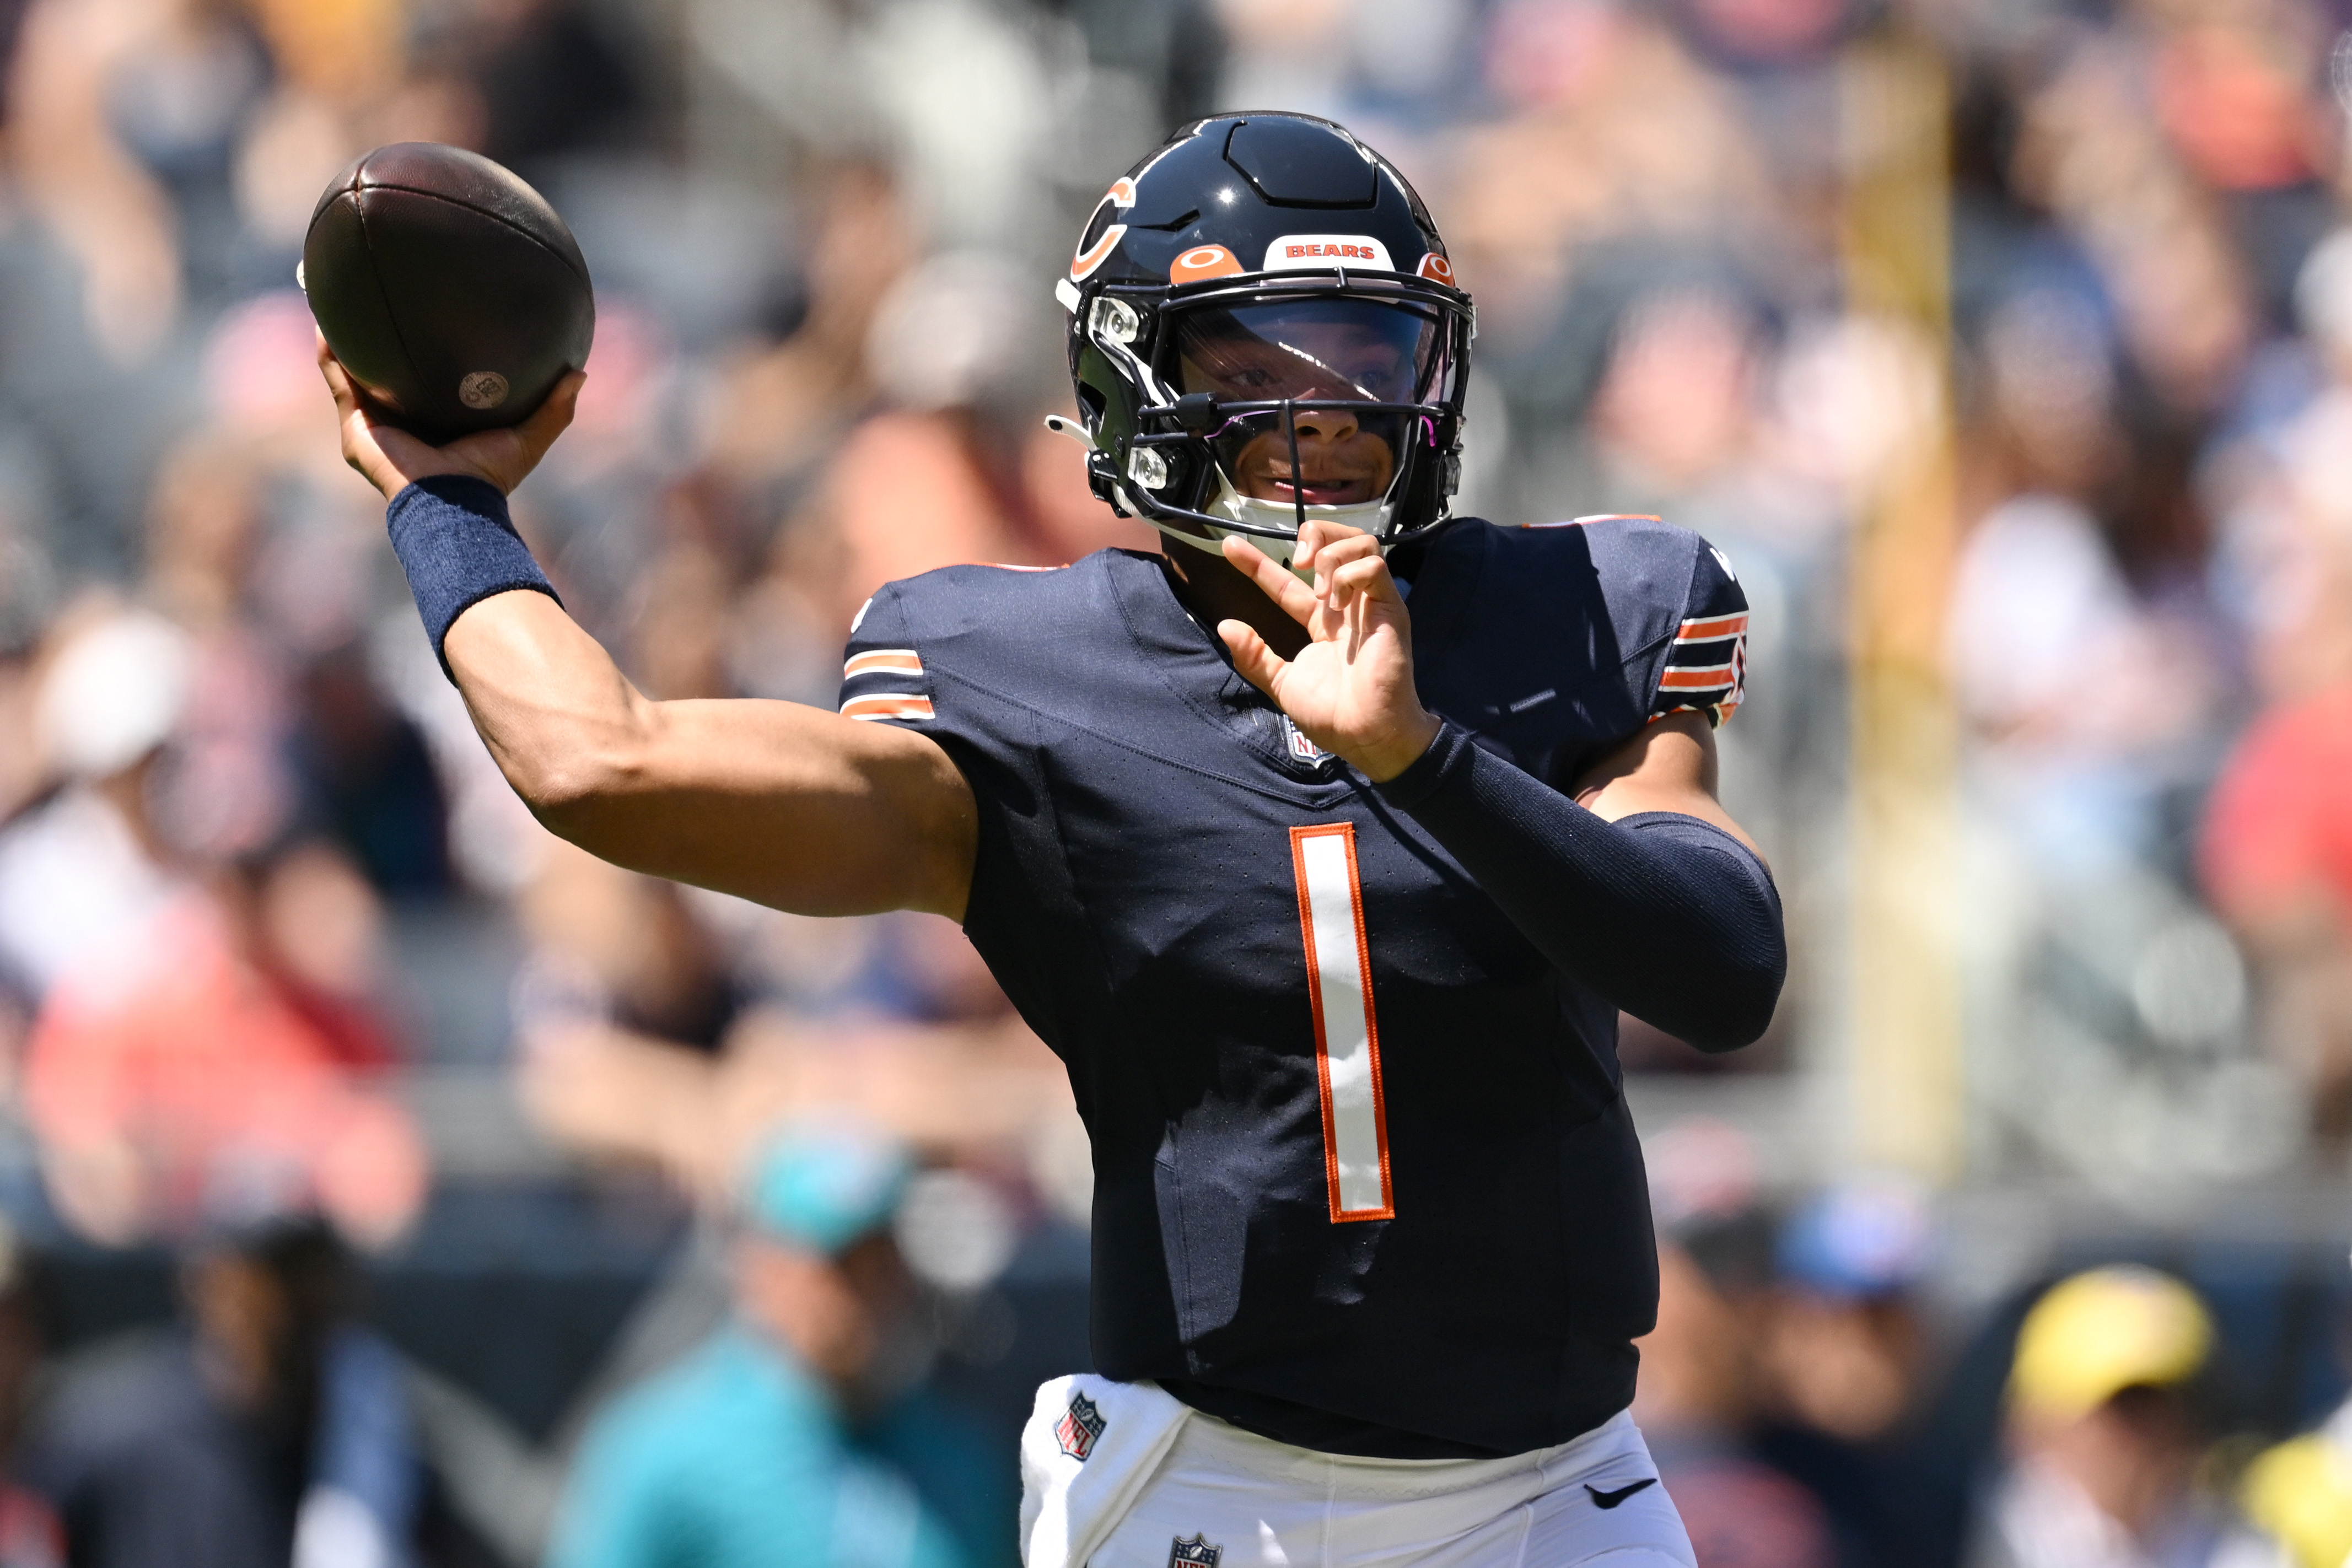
[{"x1": 1265, "y1": 473, "x2": 1378, "y2": 506}]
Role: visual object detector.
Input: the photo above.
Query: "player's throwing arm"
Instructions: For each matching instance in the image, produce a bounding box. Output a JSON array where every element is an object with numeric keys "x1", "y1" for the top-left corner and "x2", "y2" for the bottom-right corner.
[{"x1": 317, "y1": 342, "x2": 978, "y2": 923}]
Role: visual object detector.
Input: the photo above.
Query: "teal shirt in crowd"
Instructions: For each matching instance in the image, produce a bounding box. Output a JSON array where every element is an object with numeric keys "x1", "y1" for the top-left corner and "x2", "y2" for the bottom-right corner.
[{"x1": 546, "y1": 1327, "x2": 1009, "y2": 1568}]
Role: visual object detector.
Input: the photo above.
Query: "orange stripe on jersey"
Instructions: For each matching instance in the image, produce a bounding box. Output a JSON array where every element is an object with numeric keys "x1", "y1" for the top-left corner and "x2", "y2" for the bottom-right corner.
[
  {"x1": 841, "y1": 694, "x2": 934, "y2": 721},
  {"x1": 1660, "y1": 665, "x2": 1736, "y2": 689},
  {"x1": 843, "y1": 650, "x2": 923, "y2": 678},
  {"x1": 1676, "y1": 614, "x2": 1750, "y2": 641}
]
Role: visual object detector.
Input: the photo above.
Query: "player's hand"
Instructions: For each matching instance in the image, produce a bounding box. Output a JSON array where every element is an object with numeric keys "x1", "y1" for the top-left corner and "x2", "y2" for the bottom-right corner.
[
  {"x1": 1218, "y1": 522, "x2": 1443, "y2": 783},
  {"x1": 320, "y1": 331, "x2": 583, "y2": 500}
]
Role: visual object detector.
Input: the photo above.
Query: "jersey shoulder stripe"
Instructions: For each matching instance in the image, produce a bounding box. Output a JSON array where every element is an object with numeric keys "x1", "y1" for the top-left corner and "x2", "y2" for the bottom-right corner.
[
  {"x1": 1553, "y1": 515, "x2": 1750, "y2": 728},
  {"x1": 842, "y1": 694, "x2": 936, "y2": 722},
  {"x1": 836, "y1": 553, "x2": 1122, "y2": 730},
  {"x1": 1463, "y1": 514, "x2": 1750, "y2": 736},
  {"x1": 1676, "y1": 613, "x2": 1748, "y2": 642},
  {"x1": 844, "y1": 649, "x2": 924, "y2": 678}
]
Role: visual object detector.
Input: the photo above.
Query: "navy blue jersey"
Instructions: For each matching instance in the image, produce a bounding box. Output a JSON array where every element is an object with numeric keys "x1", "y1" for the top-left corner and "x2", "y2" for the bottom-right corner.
[{"x1": 839, "y1": 515, "x2": 1748, "y2": 1459}]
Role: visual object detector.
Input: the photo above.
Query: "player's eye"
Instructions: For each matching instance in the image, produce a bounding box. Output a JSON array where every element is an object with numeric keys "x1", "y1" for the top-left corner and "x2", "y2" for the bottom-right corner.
[{"x1": 1180, "y1": 351, "x2": 1263, "y2": 395}]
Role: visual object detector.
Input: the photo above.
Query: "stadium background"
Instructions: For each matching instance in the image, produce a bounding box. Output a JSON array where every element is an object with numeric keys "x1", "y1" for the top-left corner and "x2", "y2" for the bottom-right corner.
[{"x1": 0, "y1": 0, "x2": 2348, "y2": 1562}]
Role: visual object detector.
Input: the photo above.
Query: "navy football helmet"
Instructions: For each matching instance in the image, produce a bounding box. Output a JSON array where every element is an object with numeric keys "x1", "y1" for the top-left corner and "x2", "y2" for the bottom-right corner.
[{"x1": 1049, "y1": 114, "x2": 1475, "y2": 565}]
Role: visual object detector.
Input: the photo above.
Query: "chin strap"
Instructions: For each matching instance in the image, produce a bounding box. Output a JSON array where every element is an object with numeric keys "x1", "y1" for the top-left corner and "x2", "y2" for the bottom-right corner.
[{"x1": 1041, "y1": 413, "x2": 1095, "y2": 451}]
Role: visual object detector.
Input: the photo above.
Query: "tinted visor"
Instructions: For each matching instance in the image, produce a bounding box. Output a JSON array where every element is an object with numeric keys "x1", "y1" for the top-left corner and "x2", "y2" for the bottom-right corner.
[{"x1": 1171, "y1": 299, "x2": 1445, "y2": 405}]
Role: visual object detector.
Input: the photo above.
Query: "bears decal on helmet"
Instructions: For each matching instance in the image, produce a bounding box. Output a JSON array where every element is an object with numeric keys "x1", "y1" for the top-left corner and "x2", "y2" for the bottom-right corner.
[{"x1": 1261, "y1": 235, "x2": 1397, "y2": 272}]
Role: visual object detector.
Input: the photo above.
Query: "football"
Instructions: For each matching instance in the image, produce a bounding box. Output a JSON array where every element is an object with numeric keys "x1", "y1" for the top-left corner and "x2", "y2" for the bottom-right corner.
[{"x1": 302, "y1": 143, "x2": 594, "y2": 444}]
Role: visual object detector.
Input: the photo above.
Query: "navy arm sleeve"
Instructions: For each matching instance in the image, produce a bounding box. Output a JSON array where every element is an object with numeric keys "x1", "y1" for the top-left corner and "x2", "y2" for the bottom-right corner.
[{"x1": 1376, "y1": 723, "x2": 1784, "y2": 1051}]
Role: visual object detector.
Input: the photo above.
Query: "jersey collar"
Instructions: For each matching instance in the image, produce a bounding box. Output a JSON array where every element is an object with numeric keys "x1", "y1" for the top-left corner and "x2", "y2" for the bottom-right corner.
[{"x1": 1100, "y1": 549, "x2": 1352, "y2": 786}]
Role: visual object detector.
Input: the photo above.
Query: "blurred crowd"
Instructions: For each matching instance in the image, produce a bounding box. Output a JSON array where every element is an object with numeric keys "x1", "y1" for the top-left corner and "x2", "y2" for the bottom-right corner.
[{"x1": 0, "y1": 0, "x2": 2348, "y2": 1562}]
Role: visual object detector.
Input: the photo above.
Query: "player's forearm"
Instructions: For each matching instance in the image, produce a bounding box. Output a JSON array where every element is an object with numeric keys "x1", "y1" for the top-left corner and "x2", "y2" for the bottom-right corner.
[
  {"x1": 401, "y1": 485, "x2": 975, "y2": 918},
  {"x1": 440, "y1": 603, "x2": 972, "y2": 916},
  {"x1": 1377, "y1": 723, "x2": 1785, "y2": 1052},
  {"x1": 387, "y1": 471, "x2": 659, "y2": 822},
  {"x1": 440, "y1": 585, "x2": 664, "y2": 816},
  {"x1": 523, "y1": 697, "x2": 976, "y2": 918}
]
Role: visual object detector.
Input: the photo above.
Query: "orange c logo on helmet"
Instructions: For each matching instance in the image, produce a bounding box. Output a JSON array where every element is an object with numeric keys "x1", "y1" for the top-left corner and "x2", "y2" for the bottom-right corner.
[
  {"x1": 1417, "y1": 252, "x2": 1457, "y2": 286},
  {"x1": 1070, "y1": 180, "x2": 1142, "y2": 281},
  {"x1": 1170, "y1": 245, "x2": 1243, "y2": 283},
  {"x1": 1072, "y1": 224, "x2": 1127, "y2": 281}
]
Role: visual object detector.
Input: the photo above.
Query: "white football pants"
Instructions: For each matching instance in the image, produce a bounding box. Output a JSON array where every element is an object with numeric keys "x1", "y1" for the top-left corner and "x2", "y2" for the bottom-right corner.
[{"x1": 1020, "y1": 1375, "x2": 1697, "y2": 1568}]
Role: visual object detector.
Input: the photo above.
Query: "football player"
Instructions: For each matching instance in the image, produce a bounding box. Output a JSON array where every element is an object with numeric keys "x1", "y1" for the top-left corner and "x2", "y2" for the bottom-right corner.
[{"x1": 323, "y1": 113, "x2": 1783, "y2": 1567}]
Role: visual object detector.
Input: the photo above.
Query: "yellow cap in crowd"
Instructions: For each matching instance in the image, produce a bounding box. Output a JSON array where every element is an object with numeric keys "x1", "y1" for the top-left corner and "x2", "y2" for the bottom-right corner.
[{"x1": 2008, "y1": 1265, "x2": 2213, "y2": 1422}]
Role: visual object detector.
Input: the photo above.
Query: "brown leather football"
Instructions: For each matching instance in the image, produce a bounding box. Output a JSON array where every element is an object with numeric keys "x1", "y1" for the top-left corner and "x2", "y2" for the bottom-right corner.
[{"x1": 303, "y1": 143, "x2": 595, "y2": 444}]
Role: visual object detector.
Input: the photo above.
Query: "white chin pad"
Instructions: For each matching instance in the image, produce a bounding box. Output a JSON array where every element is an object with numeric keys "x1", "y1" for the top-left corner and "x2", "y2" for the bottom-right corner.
[
  {"x1": 1128, "y1": 476, "x2": 1393, "y2": 583},
  {"x1": 1151, "y1": 516, "x2": 1290, "y2": 567},
  {"x1": 1151, "y1": 518, "x2": 1348, "y2": 584}
]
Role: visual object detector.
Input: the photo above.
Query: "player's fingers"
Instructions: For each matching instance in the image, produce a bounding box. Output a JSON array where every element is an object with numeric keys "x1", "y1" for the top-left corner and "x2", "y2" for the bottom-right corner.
[
  {"x1": 317, "y1": 341, "x2": 383, "y2": 450},
  {"x1": 1311, "y1": 536, "x2": 1387, "y2": 606},
  {"x1": 316, "y1": 331, "x2": 395, "y2": 485},
  {"x1": 520, "y1": 369, "x2": 586, "y2": 448},
  {"x1": 1294, "y1": 519, "x2": 1323, "y2": 579},
  {"x1": 1217, "y1": 618, "x2": 1288, "y2": 697},
  {"x1": 1313, "y1": 532, "x2": 1383, "y2": 569},
  {"x1": 1329, "y1": 556, "x2": 1392, "y2": 602},
  {"x1": 1293, "y1": 518, "x2": 1371, "y2": 580},
  {"x1": 1221, "y1": 536, "x2": 1318, "y2": 627},
  {"x1": 316, "y1": 331, "x2": 360, "y2": 414}
]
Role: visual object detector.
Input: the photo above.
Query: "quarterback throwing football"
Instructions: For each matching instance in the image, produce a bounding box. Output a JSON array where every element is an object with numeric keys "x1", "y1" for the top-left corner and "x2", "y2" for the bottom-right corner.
[{"x1": 325, "y1": 114, "x2": 1784, "y2": 1567}]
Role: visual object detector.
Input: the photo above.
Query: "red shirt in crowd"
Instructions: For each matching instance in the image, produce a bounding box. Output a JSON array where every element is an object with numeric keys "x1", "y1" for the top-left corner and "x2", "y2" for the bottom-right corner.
[
  {"x1": 2202, "y1": 684, "x2": 2352, "y2": 927},
  {"x1": 23, "y1": 896, "x2": 425, "y2": 1244}
]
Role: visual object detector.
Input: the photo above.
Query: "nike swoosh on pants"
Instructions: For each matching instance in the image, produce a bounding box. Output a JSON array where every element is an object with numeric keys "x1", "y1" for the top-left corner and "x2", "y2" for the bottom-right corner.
[{"x1": 1585, "y1": 1478, "x2": 1658, "y2": 1510}]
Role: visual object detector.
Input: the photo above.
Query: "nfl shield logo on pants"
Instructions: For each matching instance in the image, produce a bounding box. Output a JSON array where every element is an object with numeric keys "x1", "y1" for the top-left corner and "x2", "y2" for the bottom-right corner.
[
  {"x1": 1054, "y1": 1392, "x2": 1106, "y2": 1461},
  {"x1": 1168, "y1": 1534, "x2": 1221, "y2": 1567}
]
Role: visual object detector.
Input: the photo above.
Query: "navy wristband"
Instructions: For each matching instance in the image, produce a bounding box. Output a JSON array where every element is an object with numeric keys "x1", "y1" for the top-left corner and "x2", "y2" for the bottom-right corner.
[{"x1": 385, "y1": 475, "x2": 559, "y2": 680}]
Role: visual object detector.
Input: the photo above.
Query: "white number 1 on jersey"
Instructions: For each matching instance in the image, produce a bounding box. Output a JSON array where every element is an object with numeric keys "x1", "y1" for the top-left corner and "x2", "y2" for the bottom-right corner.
[{"x1": 1289, "y1": 823, "x2": 1396, "y2": 1222}]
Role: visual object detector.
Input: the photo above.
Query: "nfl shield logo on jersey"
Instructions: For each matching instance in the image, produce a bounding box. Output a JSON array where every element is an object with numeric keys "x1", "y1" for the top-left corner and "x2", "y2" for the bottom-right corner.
[
  {"x1": 1168, "y1": 1534, "x2": 1221, "y2": 1567},
  {"x1": 1054, "y1": 1393, "x2": 1106, "y2": 1461},
  {"x1": 1279, "y1": 714, "x2": 1331, "y2": 767}
]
